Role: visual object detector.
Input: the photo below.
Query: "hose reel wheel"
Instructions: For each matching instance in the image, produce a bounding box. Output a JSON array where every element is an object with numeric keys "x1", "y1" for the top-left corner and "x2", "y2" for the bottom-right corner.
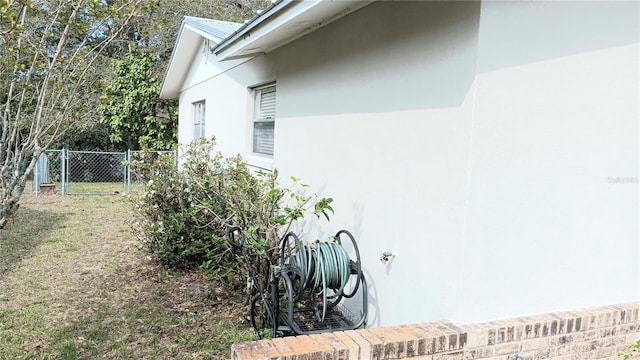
[
  {"x1": 228, "y1": 227, "x2": 367, "y2": 339},
  {"x1": 279, "y1": 229, "x2": 364, "y2": 322}
]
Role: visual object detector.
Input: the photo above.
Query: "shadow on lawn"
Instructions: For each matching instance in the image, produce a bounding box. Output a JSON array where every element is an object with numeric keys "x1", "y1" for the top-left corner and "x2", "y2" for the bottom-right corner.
[
  {"x1": 44, "y1": 263, "x2": 254, "y2": 359},
  {"x1": 0, "y1": 205, "x2": 66, "y2": 275}
]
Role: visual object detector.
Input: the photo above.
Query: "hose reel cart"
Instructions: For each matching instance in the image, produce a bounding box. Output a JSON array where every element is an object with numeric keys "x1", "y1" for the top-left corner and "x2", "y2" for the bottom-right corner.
[{"x1": 226, "y1": 227, "x2": 368, "y2": 338}]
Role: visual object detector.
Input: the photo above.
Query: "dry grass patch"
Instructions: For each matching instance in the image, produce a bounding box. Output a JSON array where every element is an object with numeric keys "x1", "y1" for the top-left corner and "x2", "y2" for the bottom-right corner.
[{"x1": 0, "y1": 191, "x2": 254, "y2": 359}]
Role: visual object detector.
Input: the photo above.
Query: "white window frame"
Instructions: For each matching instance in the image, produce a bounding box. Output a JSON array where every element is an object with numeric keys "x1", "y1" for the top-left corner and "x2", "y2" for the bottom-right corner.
[
  {"x1": 252, "y1": 83, "x2": 276, "y2": 156},
  {"x1": 193, "y1": 100, "x2": 206, "y2": 139}
]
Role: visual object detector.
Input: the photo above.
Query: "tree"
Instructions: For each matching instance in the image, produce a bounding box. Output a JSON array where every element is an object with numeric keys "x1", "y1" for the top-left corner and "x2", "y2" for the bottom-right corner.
[
  {"x1": 98, "y1": 0, "x2": 270, "y2": 151},
  {"x1": 0, "y1": 0, "x2": 148, "y2": 229},
  {"x1": 99, "y1": 44, "x2": 176, "y2": 150},
  {"x1": 137, "y1": 0, "x2": 270, "y2": 60}
]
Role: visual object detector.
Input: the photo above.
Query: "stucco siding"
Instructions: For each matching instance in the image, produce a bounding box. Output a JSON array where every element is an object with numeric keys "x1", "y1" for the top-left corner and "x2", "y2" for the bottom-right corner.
[
  {"x1": 270, "y1": 0, "x2": 639, "y2": 325},
  {"x1": 271, "y1": 1, "x2": 482, "y2": 327},
  {"x1": 271, "y1": 1, "x2": 481, "y2": 117},
  {"x1": 178, "y1": 44, "x2": 277, "y2": 160},
  {"x1": 459, "y1": 1, "x2": 639, "y2": 322},
  {"x1": 175, "y1": 0, "x2": 639, "y2": 327}
]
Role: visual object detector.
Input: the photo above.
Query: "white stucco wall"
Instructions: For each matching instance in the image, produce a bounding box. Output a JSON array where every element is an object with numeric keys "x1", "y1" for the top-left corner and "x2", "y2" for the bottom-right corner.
[
  {"x1": 458, "y1": 0, "x2": 639, "y2": 323},
  {"x1": 177, "y1": 1, "x2": 639, "y2": 326},
  {"x1": 177, "y1": 43, "x2": 277, "y2": 168},
  {"x1": 270, "y1": 1, "x2": 482, "y2": 327}
]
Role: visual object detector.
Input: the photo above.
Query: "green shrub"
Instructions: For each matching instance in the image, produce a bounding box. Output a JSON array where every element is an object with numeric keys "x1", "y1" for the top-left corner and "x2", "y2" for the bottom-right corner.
[
  {"x1": 620, "y1": 339, "x2": 640, "y2": 360},
  {"x1": 130, "y1": 147, "x2": 226, "y2": 270},
  {"x1": 131, "y1": 138, "x2": 334, "y2": 294}
]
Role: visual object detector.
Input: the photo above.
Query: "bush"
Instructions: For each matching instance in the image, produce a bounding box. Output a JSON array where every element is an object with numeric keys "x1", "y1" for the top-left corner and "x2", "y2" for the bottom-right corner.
[
  {"x1": 131, "y1": 138, "x2": 334, "y2": 293},
  {"x1": 130, "y1": 146, "x2": 224, "y2": 271},
  {"x1": 620, "y1": 340, "x2": 640, "y2": 360}
]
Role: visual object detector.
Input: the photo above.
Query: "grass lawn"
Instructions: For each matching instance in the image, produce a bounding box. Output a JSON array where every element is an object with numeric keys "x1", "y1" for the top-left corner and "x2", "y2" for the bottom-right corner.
[
  {"x1": 0, "y1": 190, "x2": 255, "y2": 359},
  {"x1": 35, "y1": 181, "x2": 145, "y2": 195}
]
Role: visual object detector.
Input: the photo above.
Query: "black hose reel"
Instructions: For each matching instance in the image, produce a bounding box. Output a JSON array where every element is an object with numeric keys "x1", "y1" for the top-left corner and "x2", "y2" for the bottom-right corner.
[{"x1": 226, "y1": 227, "x2": 368, "y2": 338}]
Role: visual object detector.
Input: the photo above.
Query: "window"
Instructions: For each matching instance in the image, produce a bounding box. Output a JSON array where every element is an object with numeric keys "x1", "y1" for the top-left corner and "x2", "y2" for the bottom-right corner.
[
  {"x1": 193, "y1": 101, "x2": 205, "y2": 139},
  {"x1": 253, "y1": 84, "x2": 276, "y2": 156}
]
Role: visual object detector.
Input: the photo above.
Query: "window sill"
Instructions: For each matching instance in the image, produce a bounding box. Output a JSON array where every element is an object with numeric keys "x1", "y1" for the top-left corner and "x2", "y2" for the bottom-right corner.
[{"x1": 245, "y1": 154, "x2": 273, "y2": 171}]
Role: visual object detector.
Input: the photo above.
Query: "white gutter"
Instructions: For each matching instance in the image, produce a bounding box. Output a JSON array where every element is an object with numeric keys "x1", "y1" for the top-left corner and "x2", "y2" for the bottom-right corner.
[
  {"x1": 213, "y1": 0, "x2": 373, "y2": 61},
  {"x1": 213, "y1": 0, "x2": 292, "y2": 56}
]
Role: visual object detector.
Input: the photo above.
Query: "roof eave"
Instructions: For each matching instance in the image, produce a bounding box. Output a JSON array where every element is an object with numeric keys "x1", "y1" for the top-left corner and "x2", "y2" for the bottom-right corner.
[
  {"x1": 213, "y1": 0, "x2": 374, "y2": 61},
  {"x1": 159, "y1": 19, "x2": 239, "y2": 100}
]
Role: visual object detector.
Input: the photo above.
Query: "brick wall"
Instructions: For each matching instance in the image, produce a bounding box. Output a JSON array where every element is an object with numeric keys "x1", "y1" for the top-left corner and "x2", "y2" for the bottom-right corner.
[{"x1": 231, "y1": 302, "x2": 640, "y2": 360}]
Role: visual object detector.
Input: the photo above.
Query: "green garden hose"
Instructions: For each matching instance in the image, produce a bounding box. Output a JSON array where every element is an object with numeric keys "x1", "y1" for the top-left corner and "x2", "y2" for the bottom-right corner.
[
  {"x1": 229, "y1": 227, "x2": 367, "y2": 338},
  {"x1": 288, "y1": 239, "x2": 351, "y2": 322}
]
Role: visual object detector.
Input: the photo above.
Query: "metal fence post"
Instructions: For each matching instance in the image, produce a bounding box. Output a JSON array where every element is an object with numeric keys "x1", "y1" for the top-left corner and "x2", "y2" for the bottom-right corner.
[
  {"x1": 61, "y1": 148, "x2": 66, "y2": 196},
  {"x1": 128, "y1": 151, "x2": 131, "y2": 191},
  {"x1": 174, "y1": 150, "x2": 178, "y2": 168},
  {"x1": 34, "y1": 154, "x2": 40, "y2": 196}
]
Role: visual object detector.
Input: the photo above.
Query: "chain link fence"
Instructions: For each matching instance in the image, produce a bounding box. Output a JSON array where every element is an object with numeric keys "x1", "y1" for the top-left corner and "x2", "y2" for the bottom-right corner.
[
  {"x1": 33, "y1": 150, "x2": 64, "y2": 195},
  {"x1": 32, "y1": 149, "x2": 177, "y2": 196},
  {"x1": 127, "y1": 150, "x2": 177, "y2": 191}
]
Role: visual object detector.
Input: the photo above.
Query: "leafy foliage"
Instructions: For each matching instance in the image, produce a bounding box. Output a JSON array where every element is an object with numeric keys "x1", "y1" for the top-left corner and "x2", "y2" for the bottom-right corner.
[
  {"x1": 131, "y1": 0, "x2": 270, "y2": 60},
  {"x1": 620, "y1": 340, "x2": 640, "y2": 360},
  {"x1": 99, "y1": 44, "x2": 176, "y2": 150},
  {"x1": 96, "y1": 0, "x2": 270, "y2": 151},
  {"x1": 0, "y1": 0, "x2": 147, "y2": 229},
  {"x1": 131, "y1": 138, "x2": 334, "y2": 296}
]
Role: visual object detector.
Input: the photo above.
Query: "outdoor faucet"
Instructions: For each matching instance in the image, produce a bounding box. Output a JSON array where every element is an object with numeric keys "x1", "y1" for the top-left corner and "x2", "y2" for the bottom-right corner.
[{"x1": 380, "y1": 251, "x2": 395, "y2": 265}]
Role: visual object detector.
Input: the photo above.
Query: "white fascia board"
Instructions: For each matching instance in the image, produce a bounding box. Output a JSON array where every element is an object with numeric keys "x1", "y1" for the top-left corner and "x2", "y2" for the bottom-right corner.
[
  {"x1": 184, "y1": 23, "x2": 226, "y2": 44},
  {"x1": 214, "y1": 0, "x2": 373, "y2": 61},
  {"x1": 159, "y1": 23, "x2": 225, "y2": 100}
]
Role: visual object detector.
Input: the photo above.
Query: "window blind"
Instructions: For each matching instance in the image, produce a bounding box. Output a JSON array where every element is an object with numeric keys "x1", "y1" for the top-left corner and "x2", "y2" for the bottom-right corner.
[
  {"x1": 254, "y1": 84, "x2": 276, "y2": 155},
  {"x1": 258, "y1": 86, "x2": 276, "y2": 120},
  {"x1": 253, "y1": 121, "x2": 274, "y2": 155},
  {"x1": 193, "y1": 101, "x2": 205, "y2": 139}
]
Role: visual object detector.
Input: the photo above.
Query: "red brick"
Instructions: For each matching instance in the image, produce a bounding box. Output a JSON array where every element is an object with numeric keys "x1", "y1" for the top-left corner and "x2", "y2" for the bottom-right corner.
[
  {"x1": 433, "y1": 350, "x2": 464, "y2": 360},
  {"x1": 412, "y1": 324, "x2": 442, "y2": 354},
  {"x1": 462, "y1": 348, "x2": 494, "y2": 360},
  {"x1": 432, "y1": 321, "x2": 463, "y2": 350},
  {"x1": 566, "y1": 318, "x2": 575, "y2": 334},
  {"x1": 583, "y1": 331, "x2": 598, "y2": 341},
  {"x1": 458, "y1": 332, "x2": 468, "y2": 349},
  {"x1": 368, "y1": 326, "x2": 411, "y2": 359},
  {"x1": 357, "y1": 329, "x2": 385, "y2": 360},
  {"x1": 492, "y1": 342, "x2": 521, "y2": 356},
  {"x1": 416, "y1": 323, "x2": 446, "y2": 347},
  {"x1": 259, "y1": 340, "x2": 284, "y2": 360},
  {"x1": 594, "y1": 346, "x2": 620, "y2": 358},
  {"x1": 458, "y1": 323, "x2": 489, "y2": 348},
  {"x1": 553, "y1": 343, "x2": 573, "y2": 356},
  {"x1": 233, "y1": 341, "x2": 271, "y2": 360},
  {"x1": 521, "y1": 337, "x2": 549, "y2": 352},
  {"x1": 270, "y1": 338, "x2": 297, "y2": 360},
  {"x1": 488, "y1": 328, "x2": 497, "y2": 345},
  {"x1": 229, "y1": 302, "x2": 640, "y2": 360},
  {"x1": 396, "y1": 326, "x2": 422, "y2": 357},
  {"x1": 319, "y1": 332, "x2": 350, "y2": 360},
  {"x1": 332, "y1": 330, "x2": 361, "y2": 360},
  {"x1": 344, "y1": 330, "x2": 373, "y2": 360},
  {"x1": 589, "y1": 313, "x2": 602, "y2": 330},
  {"x1": 303, "y1": 334, "x2": 336, "y2": 360},
  {"x1": 282, "y1": 336, "x2": 316, "y2": 360},
  {"x1": 401, "y1": 325, "x2": 434, "y2": 356}
]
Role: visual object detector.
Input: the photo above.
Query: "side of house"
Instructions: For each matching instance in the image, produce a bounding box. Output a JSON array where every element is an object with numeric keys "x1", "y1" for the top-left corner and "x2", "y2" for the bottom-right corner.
[{"x1": 161, "y1": 1, "x2": 639, "y2": 327}]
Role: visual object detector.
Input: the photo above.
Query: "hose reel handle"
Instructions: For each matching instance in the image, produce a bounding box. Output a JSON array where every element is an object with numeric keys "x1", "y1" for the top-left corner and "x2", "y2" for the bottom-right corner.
[{"x1": 226, "y1": 226, "x2": 246, "y2": 249}]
